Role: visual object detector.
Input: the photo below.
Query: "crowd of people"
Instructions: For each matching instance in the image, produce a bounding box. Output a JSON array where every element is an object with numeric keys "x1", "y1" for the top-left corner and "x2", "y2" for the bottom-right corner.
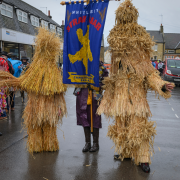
[
  {"x1": 151, "y1": 60, "x2": 164, "y2": 75},
  {"x1": 0, "y1": 50, "x2": 29, "y2": 136}
]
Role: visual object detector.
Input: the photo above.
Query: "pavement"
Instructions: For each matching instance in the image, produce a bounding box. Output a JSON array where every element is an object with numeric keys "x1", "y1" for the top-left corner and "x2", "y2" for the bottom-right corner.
[{"x1": 0, "y1": 87, "x2": 180, "y2": 180}]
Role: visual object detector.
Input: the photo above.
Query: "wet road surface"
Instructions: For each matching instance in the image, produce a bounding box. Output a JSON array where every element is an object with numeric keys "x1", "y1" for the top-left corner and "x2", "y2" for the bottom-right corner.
[{"x1": 0, "y1": 87, "x2": 180, "y2": 180}]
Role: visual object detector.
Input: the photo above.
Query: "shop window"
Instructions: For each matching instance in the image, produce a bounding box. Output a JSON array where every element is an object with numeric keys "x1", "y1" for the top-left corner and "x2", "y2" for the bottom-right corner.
[
  {"x1": 41, "y1": 20, "x2": 48, "y2": 29},
  {"x1": 1, "y1": 3, "x2": 13, "y2": 18},
  {"x1": 4, "y1": 42, "x2": 19, "y2": 59},
  {"x1": 17, "y1": 9, "x2": 28, "y2": 23},
  {"x1": 20, "y1": 44, "x2": 33, "y2": 62},
  {"x1": 31, "y1": 16, "x2": 39, "y2": 27},
  {"x1": 57, "y1": 27, "x2": 62, "y2": 36}
]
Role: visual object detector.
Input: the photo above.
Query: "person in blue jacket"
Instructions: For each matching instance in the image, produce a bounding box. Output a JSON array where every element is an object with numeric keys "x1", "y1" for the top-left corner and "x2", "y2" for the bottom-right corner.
[{"x1": 151, "y1": 60, "x2": 156, "y2": 68}]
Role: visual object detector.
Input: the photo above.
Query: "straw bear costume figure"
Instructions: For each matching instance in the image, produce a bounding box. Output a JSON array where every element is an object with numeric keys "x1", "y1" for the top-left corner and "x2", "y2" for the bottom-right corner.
[
  {"x1": 0, "y1": 28, "x2": 67, "y2": 153},
  {"x1": 97, "y1": 0, "x2": 174, "y2": 173}
]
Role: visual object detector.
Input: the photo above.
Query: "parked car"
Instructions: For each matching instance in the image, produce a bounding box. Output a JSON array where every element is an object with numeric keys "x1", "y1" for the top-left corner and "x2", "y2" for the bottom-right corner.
[{"x1": 163, "y1": 58, "x2": 180, "y2": 85}]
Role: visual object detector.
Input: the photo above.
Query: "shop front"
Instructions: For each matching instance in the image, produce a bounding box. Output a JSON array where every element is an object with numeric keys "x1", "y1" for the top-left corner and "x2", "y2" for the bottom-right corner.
[{"x1": 0, "y1": 28, "x2": 35, "y2": 61}]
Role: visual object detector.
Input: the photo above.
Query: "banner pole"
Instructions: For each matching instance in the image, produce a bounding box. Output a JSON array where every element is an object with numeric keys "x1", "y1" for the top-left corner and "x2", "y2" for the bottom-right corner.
[
  {"x1": 90, "y1": 89, "x2": 93, "y2": 134},
  {"x1": 60, "y1": 0, "x2": 120, "y2": 5}
]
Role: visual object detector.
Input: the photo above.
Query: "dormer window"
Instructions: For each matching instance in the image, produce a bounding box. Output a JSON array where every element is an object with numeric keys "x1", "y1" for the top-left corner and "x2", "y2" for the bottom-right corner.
[
  {"x1": 50, "y1": 24, "x2": 56, "y2": 32},
  {"x1": 57, "y1": 27, "x2": 62, "y2": 36},
  {"x1": 1, "y1": 3, "x2": 13, "y2": 18},
  {"x1": 41, "y1": 20, "x2": 48, "y2": 29},
  {"x1": 31, "y1": 16, "x2": 39, "y2": 27},
  {"x1": 17, "y1": 9, "x2": 27, "y2": 23}
]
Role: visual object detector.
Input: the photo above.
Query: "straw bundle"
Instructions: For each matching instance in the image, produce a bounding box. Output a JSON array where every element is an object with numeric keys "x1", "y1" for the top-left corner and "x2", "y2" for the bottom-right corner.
[
  {"x1": 0, "y1": 27, "x2": 67, "y2": 153},
  {"x1": 19, "y1": 27, "x2": 66, "y2": 95},
  {"x1": 0, "y1": 70, "x2": 20, "y2": 88},
  {"x1": 97, "y1": 0, "x2": 174, "y2": 165}
]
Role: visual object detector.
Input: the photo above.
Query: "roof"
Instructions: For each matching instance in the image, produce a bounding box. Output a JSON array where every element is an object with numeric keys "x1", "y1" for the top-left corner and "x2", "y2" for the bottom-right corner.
[
  {"x1": 164, "y1": 33, "x2": 180, "y2": 49},
  {"x1": 4, "y1": 0, "x2": 61, "y2": 26},
  {"x1": 146, "y1": 30, "x2": 164, "y2": 43},
  {"x1": 0, "y1": 0, "x2": 61, "y2": 36}
]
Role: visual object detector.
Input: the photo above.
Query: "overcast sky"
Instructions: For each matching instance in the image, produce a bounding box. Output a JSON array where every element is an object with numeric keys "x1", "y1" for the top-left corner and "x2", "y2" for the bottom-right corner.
[{"x1": 23, "y1": 0, "x2": 180, "y2": 46}]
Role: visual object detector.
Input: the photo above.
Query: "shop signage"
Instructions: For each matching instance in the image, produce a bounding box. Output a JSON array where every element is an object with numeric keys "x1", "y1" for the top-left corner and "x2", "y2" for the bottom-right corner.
[{"x1": 6, "y1": 31, "x2": 16, "y2": 37}]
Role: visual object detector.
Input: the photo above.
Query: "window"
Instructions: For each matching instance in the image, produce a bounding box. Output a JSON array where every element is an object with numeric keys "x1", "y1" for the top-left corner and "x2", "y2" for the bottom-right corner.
[
  {"x1": 165, "y1": 56, "x2": 167, "y2": 59},
  {"x1": 41, "y1": 20, "x2": 48, "y2": 29},
  {"x1": 1, "y1": 3, "x2": 13, "y2": 18},
  {"x1": 57, "y1": 27, "x2": 62, "y2": 36},
  {"x1": 168, "y1": 56, "x2": 170, "y2": 58},
  {"x1": 50, "y1": 24, "x2": 56, "y2": 32},
  {"x1": 31, "y1": 16, "x2": 39, "y2": 27},
  {"x1": 168, "y1": 50, "x2": 175, "y2": 53},
  {"x1": 154, "y1": 56, "x2": 157, "y2": 60},
  {"x1": 167, "y1": 59, "x2": 180, "y2": 68},
  {"x1": 165, "y1": 50, "x2": 167, "y2": 53},
  {"x1": 153, "y1": 44, "x2": 158, "y2": 51},
  {"x1": 17, "y1": 9, "x2": 27, "y2": 23},
  {"x1": 172, "y1": 56, "x2": 174, "y2": 59}
]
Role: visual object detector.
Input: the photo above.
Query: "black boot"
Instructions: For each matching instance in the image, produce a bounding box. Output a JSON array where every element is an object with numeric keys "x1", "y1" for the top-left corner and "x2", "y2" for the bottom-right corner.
[
  {"x1": 114, "y1": 154, "x2": 130, "y2": 160},
  {"x1": 82, "y1": 127, "x2": 91, "y2": 152},
  {"x1": 141, "y1": 163, "x2": 150, "y2": 173},
  {"x1": 0, "y1": 132, "x2": 2, "y2": 136},
  {"x1": 89, "y1": 128, "x2": 99, "y2": 152}
]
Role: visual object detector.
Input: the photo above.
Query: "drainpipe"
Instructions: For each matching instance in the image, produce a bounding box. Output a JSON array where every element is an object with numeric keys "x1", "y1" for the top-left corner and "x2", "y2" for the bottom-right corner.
[{"x1": 0, "y1": 41, "x2": 2, "y2": 51}]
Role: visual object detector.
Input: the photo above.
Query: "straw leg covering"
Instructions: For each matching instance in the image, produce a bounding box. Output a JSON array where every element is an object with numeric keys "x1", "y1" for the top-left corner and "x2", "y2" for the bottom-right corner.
[
  {"x1": 23, "y1": 93, "x2": 66, "y2": 153},
  {"x1": 108, "y1": 116, "x2": 156, "y2": 165}
]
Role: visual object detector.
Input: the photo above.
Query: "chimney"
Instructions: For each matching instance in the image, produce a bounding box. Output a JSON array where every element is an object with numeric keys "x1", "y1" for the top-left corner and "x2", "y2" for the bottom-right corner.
[
  {"x1": 48, "y1": 10, "x2": 52, "y2": 19},
  {"x1": 160, "y1": 24, "x2": 163, "y2": 34},
  {"x1": 62, "y1": 20, "x2": 64, "y2": 25}
]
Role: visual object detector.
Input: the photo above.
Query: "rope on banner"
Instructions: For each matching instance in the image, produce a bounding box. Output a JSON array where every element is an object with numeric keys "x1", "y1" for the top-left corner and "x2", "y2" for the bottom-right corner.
[{"x1": 60, "y1": 0, "x2": 120, "y2": 5}]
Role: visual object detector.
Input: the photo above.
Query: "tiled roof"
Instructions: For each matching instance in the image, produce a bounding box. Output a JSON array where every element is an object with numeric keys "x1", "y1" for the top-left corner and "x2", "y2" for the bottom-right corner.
[
  {"x1": 4, "y1": 0, "x2": 61, "y2": 26},
  {"x1": 0, "y1": 0, "x2": 61, "y2": 36},
  {"x1": 146, "y1": 30, "x2": 164, "y2": 43},
  {"x1": 164, "y1": 33, "x2": 180, "y2": 49}
]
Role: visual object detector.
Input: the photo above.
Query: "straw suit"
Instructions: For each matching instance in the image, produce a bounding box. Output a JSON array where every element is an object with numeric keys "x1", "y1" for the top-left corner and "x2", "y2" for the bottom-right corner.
[{"x1": 97, "y1": 0, "x2": 174, "y2": 167}]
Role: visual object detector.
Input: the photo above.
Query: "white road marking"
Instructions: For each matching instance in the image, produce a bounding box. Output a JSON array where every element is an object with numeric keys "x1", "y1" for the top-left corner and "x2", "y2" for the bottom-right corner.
[
  {"x1": 169, "y1": 102, "x2": 171, "y2": 105},
  {"x1": 172, "y1": 108, "x2": 174, "y2": 111},
  {"x1": 175, "y1": 114, "x2": 179, "y2": 118}
]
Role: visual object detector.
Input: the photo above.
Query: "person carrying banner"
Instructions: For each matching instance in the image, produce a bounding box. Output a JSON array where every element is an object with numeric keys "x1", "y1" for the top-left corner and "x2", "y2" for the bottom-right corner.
[{"x1": 75, "y1": 61, "x2": 108, "y2": 152}]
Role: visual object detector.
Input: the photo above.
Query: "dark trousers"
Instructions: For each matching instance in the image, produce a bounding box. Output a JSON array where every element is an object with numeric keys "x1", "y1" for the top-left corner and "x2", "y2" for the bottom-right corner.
[
  {"x1": 6, "y1": 91, "x2": 15, "y2": 110},
  {"x1": 159, "y1": 68, "x2": 163, "y2": 75}
]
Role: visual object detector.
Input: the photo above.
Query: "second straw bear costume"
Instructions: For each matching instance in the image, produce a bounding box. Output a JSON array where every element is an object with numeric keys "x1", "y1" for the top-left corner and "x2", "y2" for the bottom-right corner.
[{"x1": 97, "y1": 0, "x2": 174, "y2": 167}]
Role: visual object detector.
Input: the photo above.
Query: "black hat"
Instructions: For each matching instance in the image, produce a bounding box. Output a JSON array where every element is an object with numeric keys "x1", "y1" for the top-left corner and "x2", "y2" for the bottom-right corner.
[
  {"x1": 1, "y1": 51, "x2": 8, "y2": 57},
  {"x1": 21, "y1": 56, "x2": 29, "y2": 61}
]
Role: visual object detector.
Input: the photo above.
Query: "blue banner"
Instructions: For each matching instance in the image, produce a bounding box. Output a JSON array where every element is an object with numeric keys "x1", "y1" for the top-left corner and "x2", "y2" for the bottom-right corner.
[{"x1": 63, "y1": 0, "x2": 109, "y2": 88}]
